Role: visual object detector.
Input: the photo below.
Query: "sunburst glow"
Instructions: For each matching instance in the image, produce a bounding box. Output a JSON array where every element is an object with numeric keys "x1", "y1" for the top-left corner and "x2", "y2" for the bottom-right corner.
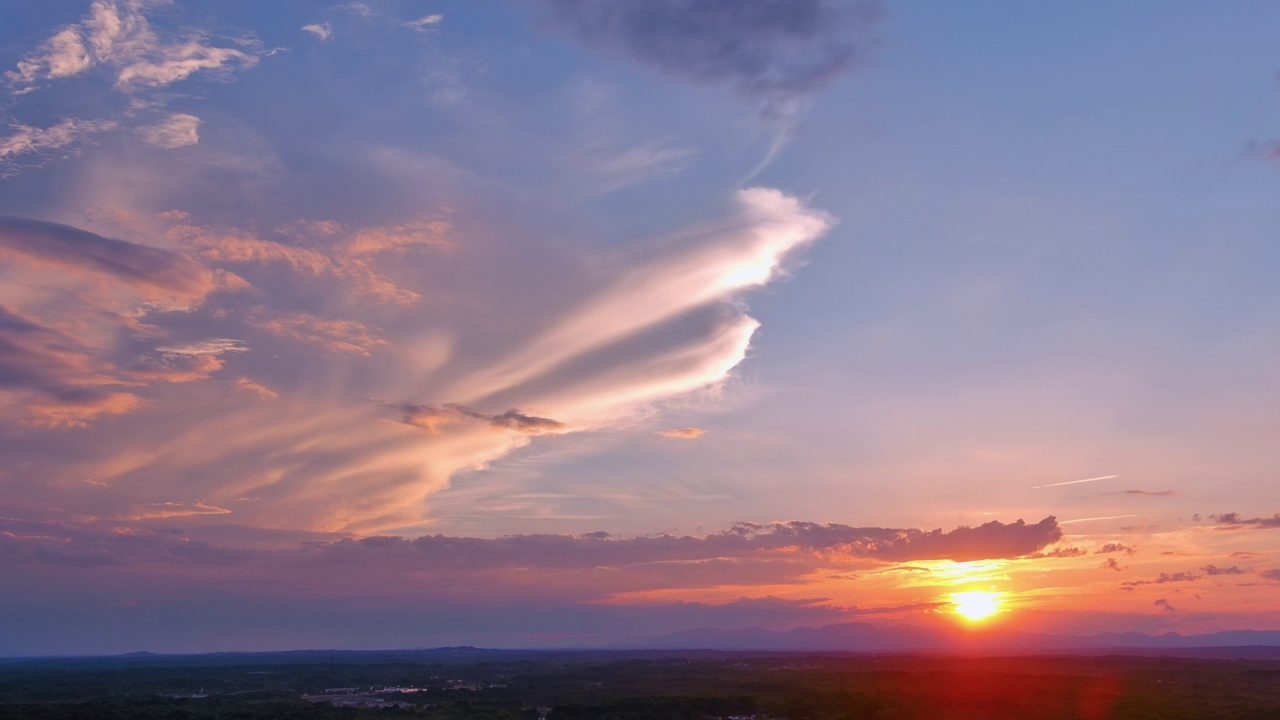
[{"x1": 951, "y1": 591, "x2": 1003, "y2": 622}]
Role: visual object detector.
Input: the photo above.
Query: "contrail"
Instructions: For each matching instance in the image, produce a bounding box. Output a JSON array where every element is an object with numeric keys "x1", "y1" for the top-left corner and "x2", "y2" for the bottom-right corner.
[
  {"x1": 1059, "y1": 513, "x2": 1140, "y2": 525},
  {"x1": 1033, "y1": 474, "x2": 1118, "y2": 489}
]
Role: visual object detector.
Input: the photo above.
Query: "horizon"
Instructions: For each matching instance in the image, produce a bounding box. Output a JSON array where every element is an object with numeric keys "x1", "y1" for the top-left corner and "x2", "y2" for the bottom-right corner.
[{"x1": 2, "y1": 0, "x2": 1279, "y2": 657}]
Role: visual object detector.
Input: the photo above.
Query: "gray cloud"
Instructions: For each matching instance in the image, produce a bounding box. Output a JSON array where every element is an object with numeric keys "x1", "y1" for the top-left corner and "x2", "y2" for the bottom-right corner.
[
  {"x1": 310, "y1": 516, "x2": 1061, "y2": 568},
  {"x1": 1100, "y1": 558, "x2": 1124, "y2": 572},
  {"x1": 1154, "y1": 598, "x2": 1175, "y2": 613},
  {"x1": 1094, "y1": 542, "x2": 1135, "y2": 555},
  {"x1": 1028, "y1": 545, "x2": 1085, "y2": 558},
  {"x1": 1200, "y1": 564, "x2": 1246, "y2": 576},
  {"x1": 1211, "y1": 512, "x2": 1280, "y2": 529},
  {"x1": 397, "y1": 403, "x2": 567, "y2": 435},
  {"x1": 536, "y1": 0, "x2": 879, "y2": 123},
  {"x1": 1123, "y1": 571, "x2": 1200, "y2": 587},
  {"x1": 0, "y1": 515, "x2": 1061, "y2": 575},
  {"x1": 0, "y1": 215, "x2": 219, "y2": 302}
]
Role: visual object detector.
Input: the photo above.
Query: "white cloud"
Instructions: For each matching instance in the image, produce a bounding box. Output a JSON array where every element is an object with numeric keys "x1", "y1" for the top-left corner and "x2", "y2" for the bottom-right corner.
[
  {"x1": 156, "y1": 338, "x2": 248, "y2": 357},
  {"x1": 138, "y1": 112, "x2": 201, "y2": 148},
  {"x1": 7, "y1": 0, "x2": 259, "y2": 93},
  {"x1": 0, "y1": 118, "x2": 118, "y2": 173},
  {"x1": 453, "y1": 188, "x2": 831, "y2": 403},
  {"x1": 301, "y1": 23, "x2": 334, "y2": 41},
  {"x1": 405, "y1": 14, "x2": 444, "y2": 31}
]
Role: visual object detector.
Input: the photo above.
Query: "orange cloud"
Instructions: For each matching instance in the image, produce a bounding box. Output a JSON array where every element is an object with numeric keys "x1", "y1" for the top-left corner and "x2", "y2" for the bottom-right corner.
[
  {"x1": 234, "y1": 377, "x2": 278, "y2": 400},
  {"x1": 659, "y1": 427, "x2": 705, "y2": 439},
  {"x1": 22, "y1": 391, "x2": 145, "y2": 428},
  {"x1": 251, "y1": 312, "x2": 387, "y2": 355}
]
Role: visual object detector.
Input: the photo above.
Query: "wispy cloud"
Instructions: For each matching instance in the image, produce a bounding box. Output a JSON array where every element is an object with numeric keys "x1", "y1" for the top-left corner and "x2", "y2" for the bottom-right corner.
[
  {"x1": 7, "y1": 0, "x2": 259, "y2": 92},
  {"x1": 137, "y1": 112, "x2": 200, "y2": 149},
  {"x1": 536, "y1": 0, "x2": 878, "y2": 125},
  {"x1": 301, "y1": 23, "x2": 334, "y2": 41},
  {"x1": 1211, "y1": 512, "x2": 1280, "y2": 529},
  {"x1": 452, "y1": 188, "x2": 831, "y2": 406},
  {"x1": 659, "y1": 427, "x2": 705, "y2": 439},
  {"x1": 0, "y1": 119, "x2": 118, "y2": 175}
]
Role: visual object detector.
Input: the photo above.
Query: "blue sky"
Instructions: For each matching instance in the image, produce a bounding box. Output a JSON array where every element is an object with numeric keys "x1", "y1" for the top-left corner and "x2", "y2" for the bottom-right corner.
[{"x1": 1, "y1": 0, "x2": 1279, "y2": 654}]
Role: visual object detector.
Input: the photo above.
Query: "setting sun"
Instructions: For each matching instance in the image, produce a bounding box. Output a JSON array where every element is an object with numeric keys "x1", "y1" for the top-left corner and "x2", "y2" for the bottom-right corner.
[{"x1": 951, "y1": 591, "x2": 1003, "y2": 622}]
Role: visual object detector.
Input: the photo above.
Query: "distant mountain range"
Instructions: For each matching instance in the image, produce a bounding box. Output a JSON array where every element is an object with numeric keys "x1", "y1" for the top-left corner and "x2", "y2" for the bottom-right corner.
[{"x1": 640, "y1": 622, "x2": 1280, "y2": 654}]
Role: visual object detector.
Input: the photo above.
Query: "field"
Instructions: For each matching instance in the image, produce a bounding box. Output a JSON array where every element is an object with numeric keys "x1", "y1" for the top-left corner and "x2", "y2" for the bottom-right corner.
[{"x1": 3, "y1": 649, "x2": 1280, "y2": 719}]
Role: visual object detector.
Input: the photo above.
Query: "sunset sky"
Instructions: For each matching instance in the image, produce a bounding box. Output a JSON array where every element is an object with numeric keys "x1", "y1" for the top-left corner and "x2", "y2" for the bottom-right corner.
[{"x1": 3, "y1": 0, "x2": 1280, "y2": 656}]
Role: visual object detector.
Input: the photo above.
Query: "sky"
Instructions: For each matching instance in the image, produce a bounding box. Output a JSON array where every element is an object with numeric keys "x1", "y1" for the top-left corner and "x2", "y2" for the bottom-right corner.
[{"x1": 1, "y1": 0, "x2": 1279, "y2": 656}]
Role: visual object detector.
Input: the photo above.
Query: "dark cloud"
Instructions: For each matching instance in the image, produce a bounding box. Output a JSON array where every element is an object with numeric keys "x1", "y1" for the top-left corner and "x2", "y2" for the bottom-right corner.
[
  {"x1": 0, "y1": 216, "x2": 219, "y2": 302},
  {"x1": 1124, "y1": 489, "x2": 1176, "y2": 496},
  {"x1": 1261, "y1": 569, "x2": 1280, "y2": 583},
  {"x1": 396, "y1": 402, "x2": 566, "y2": 435},
  {"x1": 1094, "y1": 542, "x2": 1135, "y2": 555},
  {"x1": 308, "y1": 516, "x2": 1061, "y2": 567},
  {"x1": 1211, "y1": 512, "x2": 1280, "y2": 529},
  {"x1": 1100, "y1": 558, "x2": 1124, "y2": 572},
  {"x1": 1, "y1": 515, "x2": 1061, "y2": 575},
  {"x1": 1028, "y1": 545, "x2": 1085, "y2": 559},
  {"x1": 535, "y1": 0, "x2": 880, "y2": 122},
  {"x1": 1200, "y1": 565, "x2": 1246, "y2": 576},
  {"x1": 1154, "y1": 598, "x2": 1175, "y2": 613},
  {"x1": 1123, "y1": 571, "x2": 1200, "y2": 587},
  {"x1": 0, "y1": 519, "x2": 251, "y2": 568}
]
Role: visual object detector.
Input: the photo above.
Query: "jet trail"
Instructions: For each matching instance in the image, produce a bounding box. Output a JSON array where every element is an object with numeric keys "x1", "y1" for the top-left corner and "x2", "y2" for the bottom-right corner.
[
  {"x1": 1059, "y1": 513, "x2": 1140, "y2": 525},
  {"x1": 1032, "y1": 474, "x2": 1118, "y2": 489}
]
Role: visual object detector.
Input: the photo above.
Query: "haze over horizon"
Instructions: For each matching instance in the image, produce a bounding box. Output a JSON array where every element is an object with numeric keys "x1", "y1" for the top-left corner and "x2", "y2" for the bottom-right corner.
[{"x1": 2, "y1": 0, "x2": 1279, "y2": 656}]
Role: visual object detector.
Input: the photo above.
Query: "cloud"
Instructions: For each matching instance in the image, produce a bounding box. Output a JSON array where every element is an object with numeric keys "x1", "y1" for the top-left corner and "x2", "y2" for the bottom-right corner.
[
  {"x1": 250, "y1": 312, "x2": 387, "y2": 356},
  {"x1": 1027, "y1": 545, "x2": 1085, "y2": 559},
  {"x1": 301, "y1": 23, "x2": 334, "y2": 40},
  {"x1": 405, "y1": 14, "x2": 444, "y2": 32},
  {"x1": 1262, "y1": 569, "x2": 1280, "y2": 583},
  {"x1": 0, "y1": 190, "x2": 833, "y2": 532},
  {"x1": 137, "y1": 112, "x2": 201, "y2": 148},
  {"x1": 1094, "y1": 542, "x2": 1135, "y2": 555},
  {"x1": 1154, "y1": 598, "x2": 1175, "y2": 613},
  {"x1": 234, "y1": 377, "x2": 277, "y2": 400},
  {"x1": 343, "y1": 220, "x2": 452, "y2": 255},
  {"x1": 0, "y1": 515, "x2": 1060, "y2": 575},
  {"x1": 658, "y1": 427, "x2": 705, "y2": 439},
  {"x1": 1100, "y1": 557, "x2": 1124, "y2": 572},
  {"x1": 168, "y1": 222, "x2": 423, "y2": 304},
  {"x1": 454, "y1": 188, "x2": 831, "y2": 404},
  {"x1": 0, "y1": 218, "x2": 244, "y2": 425},
  {"x1": 535, "y1": 0, "x2": 879, "y2": 123},
  {"x1": 574, "y1": 140, "x2": 698, "y2": 193},
  {"x1": 21, "y1": 390, "x2": 145, "y2": 428},
  {"x1": 0, "y1": 215, "x2": 221, "y2": 303},
  {"x1": 1211, "y1": 512, "x2": 1280, "y2": 529},
  {"x1": 0, "y1": 119, "x2": 118, "y2": 174},
  {"x1": 1123, "y1": 489, "x2": 1176, "y2": 496},
  {"x1": 125, "y1": 338, "x2": 247, "y2": 383},
  {"x1": 124, "y1": 501, "x2": 232, "y2": 520},
  {"x1": 1200, "y1": 564, "x2": 1246, "y2": 576},
  {"x1": 1123, "y1": 571, "x2": 1200, "y2": 587},
  {"x1": 7, "y1": 0, "x2": 259, "y2": 92},
  {"x1": 397, "y1": 403, "x2": 567, "y2": 436}
]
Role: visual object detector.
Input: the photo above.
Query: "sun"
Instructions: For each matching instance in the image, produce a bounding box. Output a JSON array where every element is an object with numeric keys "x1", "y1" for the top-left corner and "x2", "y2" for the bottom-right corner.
[{"x1": 950, "y1": 590, "x2": 1002, "y2": 622}]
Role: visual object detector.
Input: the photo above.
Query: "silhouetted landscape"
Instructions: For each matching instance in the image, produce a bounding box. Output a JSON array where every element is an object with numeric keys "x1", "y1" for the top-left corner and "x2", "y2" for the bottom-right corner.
[{"x1": 4, "y1": 647, "x2": 1280, "y2": 720}]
